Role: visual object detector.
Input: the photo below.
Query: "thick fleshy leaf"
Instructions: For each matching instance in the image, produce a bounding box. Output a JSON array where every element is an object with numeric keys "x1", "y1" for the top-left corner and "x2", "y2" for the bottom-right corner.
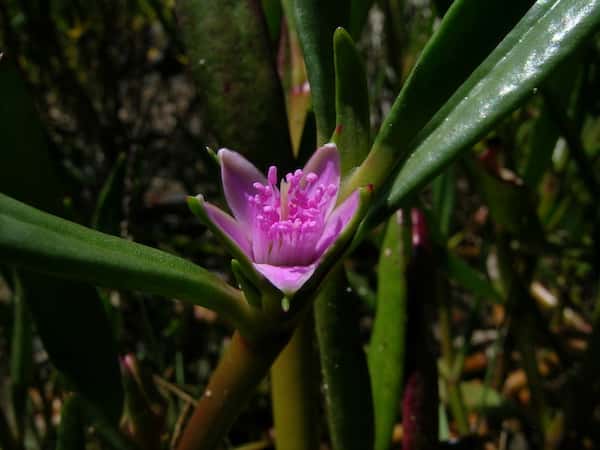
[
  {"x1": 315, "y1": 266, "x2": 373, "y2": 450},
  {"x1": 176, "y1": 0, "x2": 293, "y2": 170},
  {"x1": 253, "y1": 263, "x2": 316, "y2": 295},
  {"x1": 342, "y1": 0, "x2": 536, "y2": 197},
  {"x1": 369, "y1": 212, "x2": 409, "y2": 450},
  {"x1": 0, "y1": 194, "x2": 255, "y2": 336},
  {"x1": 385, "y1": 0, "x2": 600, "y2": 215},
  {"x1": 332, "y1": 28, "x2": 370, "y2": 175},
  {"x1": 294, "y1": 0, "x2": 350, "y2": 144},
  {"x1": 219, "y1": 148, "x2": 268, "y2": 228}
]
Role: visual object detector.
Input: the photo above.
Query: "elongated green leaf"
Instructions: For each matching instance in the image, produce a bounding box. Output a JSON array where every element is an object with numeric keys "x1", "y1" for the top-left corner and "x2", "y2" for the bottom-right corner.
[
  {"x1": 176, "y1": 0, "x2": 292, "y2": 170},
  {"x1": 9, "y1": 270, "x2": 32, "y2": 440},
  {"x1": 332, "y1": 28, "x2": 370, "y2": 175},
  {"x1": 443, "y1": 252, "x2": 502, "y2": 303},
  {"x1": 431, "y1": 165, "x2": 456, "y2": 240},
  {"x1": 386, "y1": 0, "x2": 600, "y2": 209},
  {"x1": 369, "y1": 212, "x2": 409, "y2": 450},
  {"x1": 315, "y1": 266, "x2": 373, "y2": 450},
  {"x1": 465, "y1": 159, "x2": 543, "y2": 239},
  {"x1": 0, "y1": 194, "x2": 254, "y2": 334},
  {"x1": 344, "y1": 0, "x2": 535, "y2": 195},
  {"x1": 348, "y1": 0, "x2": 374, "y2": 40},
  {"x1": 294, "y1": 0, "x2": 349, "y2": 144}
]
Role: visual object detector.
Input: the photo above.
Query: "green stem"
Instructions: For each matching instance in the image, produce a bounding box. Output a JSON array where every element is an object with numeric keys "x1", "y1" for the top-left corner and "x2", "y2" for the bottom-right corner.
[
  {"x1": 270, "y1": 314, "x2": 320, "y2": 450},
  {"x1": 176, "y1": 331, "x2": 292, "y2": 450}
]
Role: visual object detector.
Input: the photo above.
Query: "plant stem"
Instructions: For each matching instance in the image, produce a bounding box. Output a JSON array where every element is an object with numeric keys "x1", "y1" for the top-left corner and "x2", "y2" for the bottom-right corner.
[
  {"x1": 270, "y1": 314, "x2": 320, "y2": 450},
  {"x1": 176, "y1": 331, "x2": 291, "y2": 450}
]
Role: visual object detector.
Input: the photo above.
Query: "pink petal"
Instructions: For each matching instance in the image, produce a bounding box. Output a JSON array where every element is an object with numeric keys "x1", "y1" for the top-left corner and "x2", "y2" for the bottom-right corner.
[
  {"x1": 202, "y1": 199, "x2": 252, "y2": 258},
  {"x1": 302, "y1": 143, "x2": 341, "y2": 216},
  {"x1": 219, "y1": 148, "x2": 267, "y2": 228},
  {"x1": 315, "y1": 190, "x2": 360, "y2": 257},
  {"x1": 253, "y1": 263, "x2": 317, "y2": 295}
]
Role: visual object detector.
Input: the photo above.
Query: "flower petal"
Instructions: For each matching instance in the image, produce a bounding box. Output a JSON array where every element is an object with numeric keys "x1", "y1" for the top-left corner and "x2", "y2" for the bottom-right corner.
[
  {"x1": 219, "y1": 148, "x2": 267, "y2": 227},
  {"x1": 202, "y1": 201, "x2": 252, "y2": 258},
  {"x1": 302, "y1": 143, "x2": 340, "y2": 215},
  {"x1": 316, "y1": 190, "x2": 360, "y2": 257},
  {"x1": 253, "y1": 263, "x2": 317, "y2": 295}
]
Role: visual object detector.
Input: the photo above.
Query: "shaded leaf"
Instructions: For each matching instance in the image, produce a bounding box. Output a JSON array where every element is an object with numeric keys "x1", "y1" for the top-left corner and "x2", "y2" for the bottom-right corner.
[
  {"x1": 315, "y1": 266, "x2": 373, "y2": 450},
  {"x1": 177, "y1": 0, "x2": 292, "y2": 170}
]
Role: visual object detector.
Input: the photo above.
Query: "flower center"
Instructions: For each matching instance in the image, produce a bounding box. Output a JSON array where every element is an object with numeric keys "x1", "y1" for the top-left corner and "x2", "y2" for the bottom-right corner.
[{"x1": 247, "y1": 165, "x2": 337, "y2": 266}]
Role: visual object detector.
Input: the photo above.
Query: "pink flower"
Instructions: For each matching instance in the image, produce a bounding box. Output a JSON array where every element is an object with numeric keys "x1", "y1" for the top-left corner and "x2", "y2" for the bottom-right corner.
[{"x1": 194, "y1": 144, "x2": 360, "y2": 295}]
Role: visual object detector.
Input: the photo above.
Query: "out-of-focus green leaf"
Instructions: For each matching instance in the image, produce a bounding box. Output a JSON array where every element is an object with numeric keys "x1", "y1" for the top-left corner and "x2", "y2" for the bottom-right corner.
[
  {"x1": 294, "y1": 0, "x2": 349, "y2": 144},
  {"x1": 349, "y1": 0, "x2": 375, "y2": 40},
  {"x1": 522, "y1": 55, "x2": 584, "y2": 187},
  {"x1": 442, "y1": 252, "x2": 502, "y2": 303},
  {"x1": 431, "y1": 165, "x2": 456, "y2": 239},
  {"x1": 460, "y1": 381, "x2": 505, "y2": 411},
  {"x1": 332, "y1": 28, "x2": 370, "y2": 175},
  {"x1": 21, "y1": 271, "x2": 124, "y2": 424},
  {"x1": 385, "y1": 0, "x2": 600, "y2": 210},
  {"x1": 9, "y1": 270, "x2": 32, "y2": 440},
  {"x1": 345, "y1": 0, "x2": 535, "y2": 195},
  {"x1": 369, "y1": 212, "x2": 409, "y2": 450},
  {"x1": 56, "y1": 396, "x2": 86, "y2": 450},
  {"x1": 176, "y1": 0, "x2": 292, "y2": 170},
  {"x1": 92, "y1": 153, "x2": 127, "y2": 235},
  {"x1": 0, "y1": 65, "x2": 64, "y2": 211},
  {"x1": 315, "y1": 266, "x2": 373, "y2": 450},
  {"x1": 0, "y1": 63, "x2": 124, "y2": 425},
  {"x1": 522, "y1": 107, "x2": 560, "y2": 188},
  {"x1": 466, "y1": 159, "x2": 543, "y2": 240},
  {"x1": 0, "y1": 194, "x2": 253, "y2": 335},
  {"x1": 261, "y1": 0, "x2": 283, "y2": 44}
]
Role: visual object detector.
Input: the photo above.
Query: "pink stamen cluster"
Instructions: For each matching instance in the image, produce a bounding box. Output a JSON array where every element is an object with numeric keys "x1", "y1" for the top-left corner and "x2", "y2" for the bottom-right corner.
[{"x1": 248, "y1": 165, "x2": 337, "y2": 266}]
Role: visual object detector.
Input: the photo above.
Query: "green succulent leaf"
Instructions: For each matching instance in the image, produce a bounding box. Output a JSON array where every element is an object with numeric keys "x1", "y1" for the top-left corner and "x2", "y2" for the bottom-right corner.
[
  {"x1": 344, "y1": 0, "x2": 536, "y2": 196},
  {"x1": 385, "y1": 0, "x2": 600, "y2": 211},
  {"x1": 0, "y1": 194, "x2": 255, "y2": 335},
  {"x1": 294, "y1": 0, "x2": 349, "y2": 144},
  {"x1": 315, "y1": 266, "x2": 373, "y2": 450},
  {"x1": 176, "y1": 0, "x2": 292, "y2": 170},
  {"x1": 332, "y1": 27, "x2": 371, "y2": 176},
  {"x1": 369, "y1": 212, "x2": 410, "y2": 450}
]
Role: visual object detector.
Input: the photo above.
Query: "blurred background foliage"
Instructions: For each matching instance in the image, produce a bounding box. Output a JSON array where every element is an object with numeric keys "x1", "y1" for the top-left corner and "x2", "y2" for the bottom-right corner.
[{"x1": 1, "y1": 0, "x2": 600, "y2": 449}]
